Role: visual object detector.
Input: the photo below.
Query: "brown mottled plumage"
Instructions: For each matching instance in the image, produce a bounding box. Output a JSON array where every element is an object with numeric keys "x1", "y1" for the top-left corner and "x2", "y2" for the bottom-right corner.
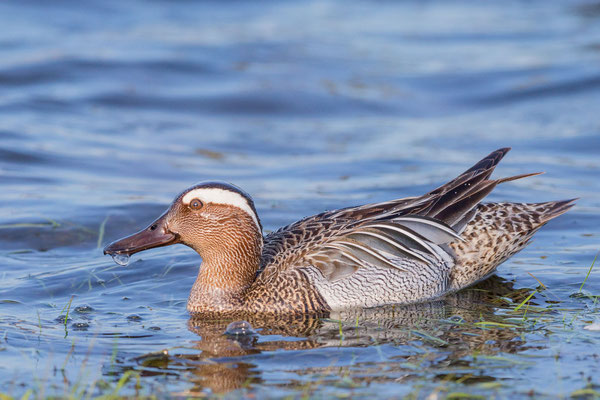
[{"x1": 104, "y1": 148, "x2": 575, "y2": 315}]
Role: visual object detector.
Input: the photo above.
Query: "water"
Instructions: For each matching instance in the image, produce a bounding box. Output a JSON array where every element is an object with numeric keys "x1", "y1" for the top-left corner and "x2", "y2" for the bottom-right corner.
[{"x1": 0, "y1": 0, "x2": 599, "y2": 398}]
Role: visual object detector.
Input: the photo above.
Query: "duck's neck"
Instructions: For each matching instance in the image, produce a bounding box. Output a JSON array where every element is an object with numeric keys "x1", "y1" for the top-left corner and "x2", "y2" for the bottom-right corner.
[{"x1": 187, "y1": 226, "x2": 263, "y2": 313}]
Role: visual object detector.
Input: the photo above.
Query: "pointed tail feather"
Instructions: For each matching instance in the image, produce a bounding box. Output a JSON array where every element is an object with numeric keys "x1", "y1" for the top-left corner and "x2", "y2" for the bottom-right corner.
[
  {"x1": 536, "y1": 198, "x2": 578, "y2": 222},
  {"x1": 496, "y1": 171, "x2": 544, "y2": 184}
]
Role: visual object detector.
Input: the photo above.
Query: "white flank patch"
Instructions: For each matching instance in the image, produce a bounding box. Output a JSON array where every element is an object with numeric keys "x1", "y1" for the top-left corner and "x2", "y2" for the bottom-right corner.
[{"x1": 182, "y1": 188, "x2": 261, "y2": 231}]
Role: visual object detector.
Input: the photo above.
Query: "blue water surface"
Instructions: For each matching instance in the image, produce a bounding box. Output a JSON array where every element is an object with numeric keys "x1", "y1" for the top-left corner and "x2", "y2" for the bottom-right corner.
[{"x1": 0, "y1": 0, "x2": 599, "y2": 398}]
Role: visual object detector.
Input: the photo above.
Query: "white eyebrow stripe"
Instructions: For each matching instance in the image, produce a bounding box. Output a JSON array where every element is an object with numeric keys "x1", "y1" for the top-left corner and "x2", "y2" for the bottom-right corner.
[{"x1": 182, "y1": 188, "x2": 261, "y2": 232}]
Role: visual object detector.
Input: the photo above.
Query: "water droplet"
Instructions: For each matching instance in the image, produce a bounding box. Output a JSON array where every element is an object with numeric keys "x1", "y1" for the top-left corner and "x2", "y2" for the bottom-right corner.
[
  {"x1": 224, "y1": 320, "x2": 256, "y2": 336},
  {"x1": 111, "y1": 253, "x2": 130, "y2": 266}
]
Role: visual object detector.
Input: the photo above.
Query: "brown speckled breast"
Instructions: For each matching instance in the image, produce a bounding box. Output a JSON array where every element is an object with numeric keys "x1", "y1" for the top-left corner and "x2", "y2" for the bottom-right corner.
[{"x1": 244, "y1": 268, "x2": 331, "y2": 314}]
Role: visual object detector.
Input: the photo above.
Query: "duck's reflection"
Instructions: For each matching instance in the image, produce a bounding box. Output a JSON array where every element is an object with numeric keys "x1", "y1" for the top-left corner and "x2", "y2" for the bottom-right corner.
[{"x1": 134, "y1": 276, "x2": 536, "y2": 395}]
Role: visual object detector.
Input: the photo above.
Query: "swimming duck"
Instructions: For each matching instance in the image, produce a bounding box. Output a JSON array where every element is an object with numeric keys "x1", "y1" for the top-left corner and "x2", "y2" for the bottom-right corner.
[{"x1": 104, "y1": 148, "x2": 575, "y2": 315}]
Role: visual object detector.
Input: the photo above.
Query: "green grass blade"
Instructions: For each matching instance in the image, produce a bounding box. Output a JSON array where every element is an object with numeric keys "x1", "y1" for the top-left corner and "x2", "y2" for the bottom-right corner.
[
  {"x1": 474, "y1": 321, "x2": 519, "y2": 328},
  {"x1": 579, "y1": 251, "x2": 598, "y2": 292},
  {"x1": 97, "y1": 215, "x2": 110, "y2": 249},
  {"x1": 514, "y1": 290, "x2": 537, "y2": 312}
]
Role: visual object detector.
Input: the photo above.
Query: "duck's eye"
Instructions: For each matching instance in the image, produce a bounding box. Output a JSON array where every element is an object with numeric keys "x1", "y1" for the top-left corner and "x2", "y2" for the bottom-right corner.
[{"x1": 189, "y1": 199, "x2": 203, "y2": 210}]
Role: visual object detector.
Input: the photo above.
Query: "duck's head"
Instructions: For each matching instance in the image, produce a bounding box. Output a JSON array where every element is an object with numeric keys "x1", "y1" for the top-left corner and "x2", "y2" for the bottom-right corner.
[{"x1": 103, "y1": 181, "x2": 263, "y2": 260}]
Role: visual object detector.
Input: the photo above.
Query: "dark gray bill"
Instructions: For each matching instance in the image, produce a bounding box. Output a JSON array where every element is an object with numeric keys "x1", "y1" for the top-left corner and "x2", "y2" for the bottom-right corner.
[{"x1": 103, "y1": 212, "x2": 179, "y2": 258}]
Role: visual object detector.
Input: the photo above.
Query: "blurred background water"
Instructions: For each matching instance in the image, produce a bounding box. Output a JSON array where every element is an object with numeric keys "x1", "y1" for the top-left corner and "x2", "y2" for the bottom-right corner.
[{"x1": 0, "y1": 0, "x2": 599, "y2": 398}]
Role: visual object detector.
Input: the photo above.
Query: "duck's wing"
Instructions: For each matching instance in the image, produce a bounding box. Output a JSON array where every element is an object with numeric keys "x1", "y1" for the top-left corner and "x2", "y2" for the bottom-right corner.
[
  {"x1": 260, "y1": 148, "x2": 539, "y2": 281},
  {"x1": 260, "y1": 215, "x2": 461, "y2": 282}
]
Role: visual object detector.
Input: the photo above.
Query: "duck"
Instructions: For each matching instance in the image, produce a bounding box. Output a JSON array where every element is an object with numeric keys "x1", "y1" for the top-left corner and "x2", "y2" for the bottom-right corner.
[{"x1": 104, "y1": 148, "x2": 575, "y2": 315}]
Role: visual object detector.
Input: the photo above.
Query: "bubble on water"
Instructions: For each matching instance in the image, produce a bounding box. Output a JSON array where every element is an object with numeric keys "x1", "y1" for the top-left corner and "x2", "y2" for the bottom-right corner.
[
  {"x1": 54, "y1": 315, "x2": 71, "y2": 324},
  {"x1": 74, "y1": 305, "x2": 94, "y2": 314},
  {"x1": 224, "y1": 320, "x2": 257, "y2": 336},
  {"x1": 72, "y1": 322, "x2": 90, "y2": 330},
  {"x1": 111, "y1": 253, "x2": 130, "y2": 266}
]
